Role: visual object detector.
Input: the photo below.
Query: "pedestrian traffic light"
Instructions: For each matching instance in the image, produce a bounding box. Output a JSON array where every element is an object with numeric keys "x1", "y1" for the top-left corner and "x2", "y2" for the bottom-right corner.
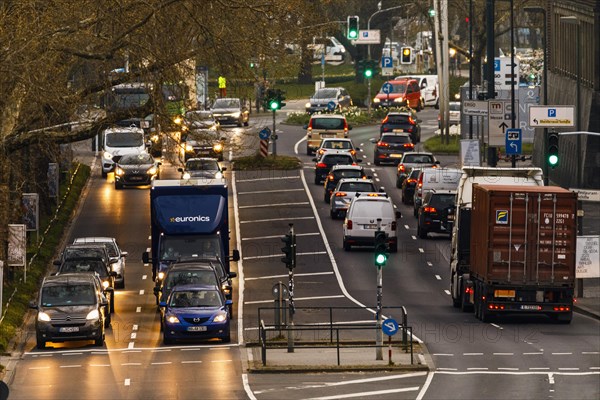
[
  {"x1": 401, "y1": 47, "x2": 412, "y2": 64},
  {"x1": 347, "y1": 16, "x2": 359, "y2": 40},
  {"x1": 547, "y1": 132, "x2": 559, "y2": 168},
  {"x1": 374, "y1": 230, "x2": 388, "y2": 267},
  {"x1": 281, "y1": 232, "x2": 295, "y2": 269}
]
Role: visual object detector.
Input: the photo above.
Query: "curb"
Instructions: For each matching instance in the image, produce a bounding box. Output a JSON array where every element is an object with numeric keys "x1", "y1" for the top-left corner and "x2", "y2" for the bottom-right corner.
[
  {"x1": 247, "y1": 364, "x2": 430, "y2": 374},
  {"x1": 573, "y1": 305, "x2": 600, "y2": 321}
]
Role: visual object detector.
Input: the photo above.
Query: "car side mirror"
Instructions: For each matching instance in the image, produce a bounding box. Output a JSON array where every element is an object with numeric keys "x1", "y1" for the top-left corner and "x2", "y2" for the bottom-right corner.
[
  {"x1": 367, "y1": 175, "x2": 373, "y2": 179},
  {"x1": 53, "y1": 259, "x2": 61, "y2": 266},
  {"x1": 177, "y1": 167, "x2": 184, "y2": 173},
  {"x1": 110, "y1": 257, "x2": 119, "y2": 264},
  {"x1": 110, "y1": 271, "x2": 118, "y2": 277},
  {"x1": 228, "y1": 271, "x2": 238, "y2": 279},
  {"x1": 369, "y1": 138, "x2": 377, "y2": 143},
  {"x1": 395, "y1": 210, "x2": 402, "y2": 219},
  {"x1": 225, "y1": 300, "x2": 233, "y2": 306},
  {"x1": 356, "y1": 159, "x2": 363, "y2": 163},
  {"x1": 29, "y1": 301, "x2": 38, "y2": 309},
  {"x1": 435, "y1": 160, "x2": 441, "y2": 164},
  {"x1": 157, "y1": 162, "x2": 162, "y2": 166},
  {"x1": 153, "y1": 287, "x2": 160, "y2": 295},
  {"x1": 348, "y1": 125, "x2": 353, "y2": 130},
  {"x1": 159, "y1": 301, "x2": 167, "y2": 308},
  {"x1": 355, "y1": 147, "x2": 360, "y2": 151},
  {"x1": 100, "y1": 297, "x2": 109, "y2": 306},
  {"x1": 121, "y1": 251, "x2": 128, "y2": 258},
  {"x1": 379, "y1": 187, "x2": 385, "y2": 193}
]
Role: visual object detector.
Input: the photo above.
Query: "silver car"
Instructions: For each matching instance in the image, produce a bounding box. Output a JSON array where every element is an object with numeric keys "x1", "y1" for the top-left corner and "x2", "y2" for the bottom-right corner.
[
  {"x1": 73, "y1": 237, "x2": 128, "y2": 289},
  {"x1": 305, "y1": 87, "x2": 352, "y2": 113},
  {"x1": 329, "y1": 178, "x2": 381, "y2": 219}
]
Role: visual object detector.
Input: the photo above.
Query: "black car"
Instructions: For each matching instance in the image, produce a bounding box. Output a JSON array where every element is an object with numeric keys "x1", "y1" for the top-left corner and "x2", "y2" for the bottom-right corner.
[
  {"x1": 180, "y1": 111, "x2": 225, "y2": 161},
  {"x1": 30, "y1": 274, "x2": 109, "y2": 349},
  {"x1": 178, "y1": 157, "x2": 225, "y2": 180},
  {"x1": 114, "y1": 152, "x2": 161, "y2": 189},
  {"x1": 313, "y1": 152, "x2": 360, "y2": 184},
  {"x1": 323, "y1": 165, "x2": 369, "y2": 203},
  {"x1": 400, "y1": 168, "x2": 422, "y2": 205},
  {"x1": 371, "y1": 133, "x2": 414, "y2": 165},
  {"x1": 380, "y1": 111, "x2": 421, "y2": 144},
  {"x1": 417, "y1": 190, "x2": 457, "y2": 239}
]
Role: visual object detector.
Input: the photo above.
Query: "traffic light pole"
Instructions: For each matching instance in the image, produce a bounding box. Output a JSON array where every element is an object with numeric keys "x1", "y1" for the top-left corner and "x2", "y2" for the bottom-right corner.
[
  {"x1": 367, "y1": 78, "x2": 372, "y2": 116},
  {"x1": 272, "y1": 109, "x2": 277, "y2": 156},
  {"x1": 375, "y1": 219, "x2": 383, "y2": 361},
  {"x1": 287, "y1": 224, "x2": 295, "y2": 353}
]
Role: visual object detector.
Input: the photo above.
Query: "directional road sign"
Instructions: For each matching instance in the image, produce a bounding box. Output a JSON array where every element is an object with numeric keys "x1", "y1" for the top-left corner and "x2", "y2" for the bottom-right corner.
[
  {"x1": 505, "y1": 128, "x2": 522, "y2": 155},
  {"x1": 259, "y1": 127, "x2": 271, "y2": 140},
  {"x1": 487, "y1": 100, "x2": 517, "y2": 146},
  {"x1": 382, "y1": 318, "x2": 399, "y2": 336},
  {"x1": 462, "y1": 100, "x2": 488, "y2": 116},
  {"x1": 495, "y1": 57, "x2": 520, "y2": 90},
  {"x1": 528, "y1": 105, "x2": 575, "y2": 127},
  {"x1": 381, "y1": 82, "x2": 394, "y2": 95},
  {"x1": 327, "y1": 101, "x2": 337, "y2": 111}
]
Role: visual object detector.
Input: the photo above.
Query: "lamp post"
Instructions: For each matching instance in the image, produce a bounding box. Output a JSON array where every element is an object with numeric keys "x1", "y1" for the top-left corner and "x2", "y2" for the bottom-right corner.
[
  {"x1": 497, "y1": 0, "x2": 516, "y2": 167},
  {"x1": 524, "y1": 6, "x2": 548, "y2": 184},
  {"x1": 468, "y1": 0, "x2": 473, "y2": 139}
]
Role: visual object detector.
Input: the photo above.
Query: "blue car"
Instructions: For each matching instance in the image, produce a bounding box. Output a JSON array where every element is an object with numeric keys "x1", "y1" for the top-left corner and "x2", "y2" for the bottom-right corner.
[{"x1": 160, "y1": 284, "x2": 232, "y2": 344}]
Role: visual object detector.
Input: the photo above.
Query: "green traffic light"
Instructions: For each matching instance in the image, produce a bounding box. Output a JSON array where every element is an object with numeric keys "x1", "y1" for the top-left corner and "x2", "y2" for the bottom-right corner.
[
  {"x1": 349, "y1": 30, "x2": 358, "y2": 39},
  {"x1": 270, "y1": 101, "x2": 279, "y2": 110},
  {"x1": 375, "y1": 253, "x2": 387, "y2": 266},
  {"x1": 364, "y1": 69, "x2": 373, "y2": 78},
  {"x1": 548, "y1": 154, "x2": 559, "y2": 166},
  {"x1": 428, "y1": 9, "x2": 436, "y2": 17}
]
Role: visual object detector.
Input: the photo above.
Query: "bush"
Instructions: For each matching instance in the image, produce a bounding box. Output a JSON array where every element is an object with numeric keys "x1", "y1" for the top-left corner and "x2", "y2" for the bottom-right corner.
[{"x1": 424, "y1": 134, "x2": 460, "y2": 153}]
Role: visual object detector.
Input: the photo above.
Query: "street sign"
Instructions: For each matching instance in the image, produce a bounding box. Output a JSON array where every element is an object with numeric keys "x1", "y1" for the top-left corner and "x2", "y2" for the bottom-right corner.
[
  {"x1": 327, "y1": 101, "x2": 336, "y2": 111},
  {"x1": 495, "y1": 57, "x2": 520, "y2": 90},
  {"x1": 460, "y1": 139, "x2": 481, "y2": 167},
  {"x1": 353, "y1": 30, "x2": 381, "y2": 44},
  {"x1": 382, "y1": 318, "x2": 399, "y2": 336},
  {"x1": 381, "y1": 56, "x2": 393, "y2": 69},
  {"x1": 381, "y1": 68, "x2": 394, "y2": 77},
  {"x1": 381, "y1": 82, "x2": 394, "y2": 95},
  {"x1": 462, "y1": 100, "x2": 488, "y2": 116},
  {"x1": 487, "y1": 100, "x2": 517, "y2": 146},
  {"x1": 528, "y1": 106, "x2": 575, "y2": 127},
  {"x1": 505, "y1": 128, "x2": 522, "y2": 155},
  {"x1": 570, "y1": 189, "x2": 600, "y2": 202},
  {"x1": 259, "y1": 127, "x2": 271, "y2": 140}
]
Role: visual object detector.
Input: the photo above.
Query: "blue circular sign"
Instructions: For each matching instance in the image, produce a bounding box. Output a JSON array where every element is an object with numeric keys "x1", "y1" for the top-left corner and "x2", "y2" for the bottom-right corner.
[
  {"x1": 327, "y1": 101, "x2": 337, "y2": 111},
  {"x1": 259, "y1": 127, "x2": 271, "y2": 140},
  {"x1": 382, "y1": 82, "x2": 394, "y2": 95},
  {"x1": 382, "y1": 318, "x2": 399, "y2": 336}
]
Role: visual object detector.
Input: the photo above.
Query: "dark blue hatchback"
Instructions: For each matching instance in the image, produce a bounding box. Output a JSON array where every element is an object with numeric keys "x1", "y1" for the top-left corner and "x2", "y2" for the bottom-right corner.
[{"x1": 160, "y1": 284, "x2": 232, "y2": 344}]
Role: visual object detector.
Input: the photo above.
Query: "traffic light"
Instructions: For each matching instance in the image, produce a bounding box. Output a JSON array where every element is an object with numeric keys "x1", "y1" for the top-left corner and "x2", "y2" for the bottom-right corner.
[
  {"x1": 357, "y1": 59, "x2": 365, "y2": 76},
  {"x1": 364, "y1": 60, "x2": 378, "y2": 78},
  {"x1": 281, "y1": 232, "x2": 295, "y2": 268},
  {"x1": 547, "y1": 132, "x2": 559, "y2": 168},
  {"x1": 428, "y1": 8, "x2": 436, "y2": 17},
  {"x1": 374, "y1": 230, "x2": 388, "y2": 267},
  {"x1": 347, "y1": 16, "x2": 359, "y2": 40},
  {"x1": 276, "y1": 89, "x2": 286, "y2": 109},
  {"x1": 401, "y1": 47, "x2": 412, "y2": 64}
]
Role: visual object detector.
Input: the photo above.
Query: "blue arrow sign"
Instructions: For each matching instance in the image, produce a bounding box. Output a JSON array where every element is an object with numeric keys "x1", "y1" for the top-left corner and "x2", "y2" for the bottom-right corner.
[
  {"x1": 381, "y1": 56, "x2": 393, "y2": 68},
  {"x1": 382, "y1": 318, "x2": 399, "y2": 336},
  {"x1": 327, "y1": 101, "x2": 337, "y2": 111},
  {"x1": 259, "y1": 127, "x2": 271, "y2": 140},
  {"x1": 505, "y1": 128, "x2": 522, "y2": 155},
  {"x1": 382, "y1": 82, "x2": 394, "y2": 95}
]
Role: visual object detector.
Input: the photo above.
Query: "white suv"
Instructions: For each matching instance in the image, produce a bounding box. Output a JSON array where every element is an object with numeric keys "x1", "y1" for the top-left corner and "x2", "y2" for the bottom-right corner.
[
  {"x1": 101, "y1": 127, "x2": 146, "y2": 177},
  {"x1": 342, "y1": 193, "x2": 401, "y2": 252}
]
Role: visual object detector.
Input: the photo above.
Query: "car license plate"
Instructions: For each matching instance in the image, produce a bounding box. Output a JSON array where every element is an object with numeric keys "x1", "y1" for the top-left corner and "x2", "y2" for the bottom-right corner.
[
  {"x1": 393, "y1": 129, "x2": 404, "y2": 133},
  {"x1": 390, "y1": 154, "x2": 403, "y2": 158},
  {"x1": 130, "y1": 176, "x2": 144, "y2": 181},
  {"x1": 520, "y1": 305, "x2": 540, "y2": 310},
  {"x1": 321, "y1": 134, "x2": 333, "y2": 138},
  {"x1": 187, "y1": 326, "x2": 207, "y2": 332},
  {"x1": 59, "y1": 326, "x2": 80, "y2": 333},
  {"x1": 363, "y1": 224, "x2": 377, "y2": 229}
]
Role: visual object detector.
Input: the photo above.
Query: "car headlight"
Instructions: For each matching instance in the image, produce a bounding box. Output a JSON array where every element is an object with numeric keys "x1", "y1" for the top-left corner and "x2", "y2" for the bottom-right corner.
[
  {"x1": 114, "y1": 167, "x2": 124, "y2": 176},
  {"x1": 173, "y1": 116, "x2": 183, "y2": 125},
  {"x1": 147, "y1": 166, "x2": 158, "y2": 175},
  {"x1": 183, "y1": 172, "x2": 191, "y2": 179},
  {"x1": 215, "y1": 171, "x2": 223, "y2": 179},
  {"x1": 166, "y1": 315, "x2": 180, "y2": 324},
  {"x1": 102, "y1": 280, "x2": 109, "y2": 289},
  {"x1": 86, "y1": 309, "x2": 100, "y2": 321},
  {"x1": 373, "y1": 98, "x2": 380, "y2": 103},
  {"x1": 150, "y1": 134, "x2": 160, "y2": 142},
  {"x1": 158, "y1": 271, "x2": 165, "y2": 280},
  {"x1": 213, "y1": 313, "x2": 228, "y2": 323},
  {"x1": 185, "y1": 143, "x2": 194, "y2": 152},
  {"x1": 38, "y1": 312, "x2": 51, "y2": 322},
  {"x1": 103, "y1": 151, "x2": 113, "y2": 160},
  {"x1": 305, "y1": 102, "x2": 311, "y2": 108},
  {"x1": 231, "y1": 112, "x2": 241, "y2": 118},
  {"x1": 213, "y1": 143, "x2": 223, "y2": 152},
  {"x1": 394, "y1": 97, "x2": 404, "y2": 103}
]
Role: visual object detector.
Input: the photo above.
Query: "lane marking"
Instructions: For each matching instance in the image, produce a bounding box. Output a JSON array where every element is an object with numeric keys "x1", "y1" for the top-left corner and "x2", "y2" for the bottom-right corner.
[
  {"x1": 464, "y1": 353, "x2": 483, "y2": 356},
  {"x1": 416, "y1": 371, "x2": 435, "y2": 400},
  {"x1": 427, "y1": 262, "x2": 433, "y2": 267},
  {"x1": 124, "y1": 379, "x2": 131, "y2": 386},
  {"x1": 151, "y1": 362, "x2": 172, "y2": 365},
  {"x1": 89, "y1": 364, "x2": 110, "y2": 367},
  {"x1": 238, "y1": 202, "x2": 309, "y2": 209},
  {"x1": 499, "y1": 368, "x2": 519, "y2": 371},
  {"x1": 242, "y1": 232, "x2": 319, "y2": 241},
  {"x1": 552, "y1": 352, "x2": 572, "y2": 355},
  {"x1": 63, "y1": 353, "x2": 83, "y2": 356},
  {"x1": 136, "y1": 307, "x2": 141, "y2": 313},
  {"x1": 139, "y1": 290, "x2": 144, "y2": 295},
  {"x1": 232, "y1": 170, "x2": 246, "y2": 345},
  {"x1": 245, "y1": 271, "x2": 333, "y2": 281},
  {"x1": 412, "y1": 236, "x2": 417, "y2": 240},
  {"x1": 433, "y1": 353, "x2": 454, "y2": 357},
  {"x1": 490, "y1": 323, "x2": 503, "y2": 330},
  {"x1": 237, "y1": 188, "x2": 305, "y2": 195},
  {"x1": 181, "y1": 360, "x2": 203, "y2": 364},
  {"x1": 130, "y1": 333, "x2": 137, "y2": 339},
  {"x1": 305, "y1": 387, "x2": 420, "y2": 400},
  {"x1": 582, "y1": 352, "x2": 600, "y2": 355},
  {"x1": 240, "y1": 216, "x2": 314, "y2": 224},
  {"x1": 493, "y1": 353, "x2": 514, "y2": 356},
  {"x1": 59, "y1": 365, "x2": 81, "y2": 368},
  {"x1": 236, "y1": 176, "x2": 300, "y2": 183},
  {"x1": 242, "y1": 373, "x2": 258, "y2": 400},
  {"x1": 468, "y1": 368, "x2": 488, "y2": 370},
  {"x1": 444, "y1": 290, "x2": 451, "y2": 295},
  {"x1": 548, "y1": 373, "x2": 555, "y2": 384},
  {"x1": 437, "y1": 368, "x2": 458, "y2": 371},
  {"x1": 29, "y1": 367, "x2": 50, "y2": 370},
  {"x1": 523, "y1": 352, "x2": 543, "y2": 355},
  {"x1": 530, "y1": 367, "x2": 550, "y2": 370},
  {"x1": 558, "y1": 368, "x2": 579, "y2": 371},
  {"x1": 180, "y1": 348, "x2": 202, "y2": 351},
  {"x1": 211, "y1": 360, "x2": 233, "y2": 363},
  {"x1": 245, "y1": 294, "x2": 345, "y2": 305},
  {"x1": 128, "y1": 342, "x2": 135, "y2": 349},
  {"x1": 418, "y1": 248, "x2": 424, "y2": 253},
  {"x1": 404, "y1": 225, "x2": 410, "y2": 229},
  {"x1": 142, "y1": 275, "x2": 147, "y2": 280},
  {"x1": 435, "y1": 275, "x2": 442, "y2": 280},
  {"x1": 132, "y1": 325, "x2": 138, "y2": 331},
  {"x1": 243, "y1": 251, "x2": 326, "y2": 261},
  {"x1": 122, "y1": 363, "x2": 141, "y2": 366}
]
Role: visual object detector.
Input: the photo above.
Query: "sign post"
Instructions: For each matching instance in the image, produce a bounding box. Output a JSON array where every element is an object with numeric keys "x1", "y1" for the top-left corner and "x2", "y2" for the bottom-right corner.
[{"x1": 382, "y1": 318, "x2": 399, "y2": 365}]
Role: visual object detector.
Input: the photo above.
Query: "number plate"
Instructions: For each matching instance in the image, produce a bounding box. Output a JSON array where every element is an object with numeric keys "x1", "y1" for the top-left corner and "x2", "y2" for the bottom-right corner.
[
  {"x1": 130, "y1": 176, "x2": 144, "y2": 181},
  {"x1": 390, "y1": 154, "x2": 403, "y2": 158},
  {"x1": 363, "y1": 224, "x2": 377, "y2": 229},
  {"x1": 393, "y1": 129, "x2": 404, "y2": 133},
  {"x1": 59, "y1": 326, "x2": 80, "y2": 333},
  {"x1": 520, "y1": 305, "x2": 541, "y2": 310},
  {"x1": 187, "y1": 326, "x2": 207, "y2": 332},
  {"x1": 447, "y1": 214, "x2": 455, "y2": 220}
]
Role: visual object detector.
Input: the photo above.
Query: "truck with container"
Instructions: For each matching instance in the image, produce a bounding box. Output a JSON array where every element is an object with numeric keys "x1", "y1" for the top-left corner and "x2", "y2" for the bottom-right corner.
[{"x1": 142, "y1": 179, "x2": 239, "y2": 286}]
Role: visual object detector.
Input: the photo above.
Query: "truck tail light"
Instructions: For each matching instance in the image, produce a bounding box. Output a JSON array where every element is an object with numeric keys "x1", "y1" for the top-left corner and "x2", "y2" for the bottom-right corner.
[
  {"x1": 553, "y1": 306, "x2": 570, "y2": 311},
  {"x1": 346, "y1": 220, "x2": 352, "y2": 229},
  {"x1": 488, "y1": 304, "x2": 506, "y2": 310}
]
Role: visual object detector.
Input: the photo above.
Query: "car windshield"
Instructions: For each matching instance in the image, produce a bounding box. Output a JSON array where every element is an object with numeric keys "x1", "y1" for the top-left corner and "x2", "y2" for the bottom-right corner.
[
  {"x1": 119, "y1": 153, "x2": 154, "y2": 165},
  {"x1": 185, "y1": 111, "x2": 215, "y2": 126},
  {"x1": 60, "y1": 259, "x2": 108, "y2": 278},
  {"x1": 311, "y1": 118, "x2": 345, "y2": 130},
  {"x1": 41, "y1": 284, "x2": 95, "y2": 307},
  {"x1": 402, "y1": 154, "x2": 434, "y2": 163},
  {"x1": 382, "y1": 135, "x2": 411, "y2": 144},
  {"x1": 213, "y1": 99, "x2": 240, "y2": 108},
  {"x1": 333, "y1": 170, "x2": 363, "y2": 180},
  {"x1": 409, "y1": 169, "x2": 422, "y2": 179},
  {"x1": 322, "y1": 155, "x2": 354, "y2": 165},
  {"x1": 339, "y1": 182, "x2": 376, "y2": 192},
  {"x1": 429, "y1": 194, "x2": 456, "y2": 209},
  {"x1": 105, "y1": 132, "x2": 143, "y2": 147},
  {"x1": 449, "y1": 103, "x2": 461, "y2": 111},
  {"x1": 386, "y1": 114, "x2": 412, "y2": 124},
  {"x1": 160, "y1": 236, "x2": 222, "y2": 261},
  {"x1": 164, "y1": 270, "x2": 219, "y2": 292},
  {"x1": 322, "y1": 141, "x2": 352, "y2": 150},
  {"x1": 169, "y1": 289, "x2": 222, "y2": 308},
  {"x1": 186, "y1": 159, "x2": 219, "y2": 171},
  {"x1": 313, "y1": 89, "x2": 339, "y2": 99},
  {"x1": 63, "y1": 247, "x2": 106, "y2": 262}
]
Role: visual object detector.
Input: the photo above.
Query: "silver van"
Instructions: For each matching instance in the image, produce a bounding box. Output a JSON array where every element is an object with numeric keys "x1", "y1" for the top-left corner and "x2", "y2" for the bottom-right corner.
[{"x1": 413, "y1": 168, "x2": 461, "y2": 216}]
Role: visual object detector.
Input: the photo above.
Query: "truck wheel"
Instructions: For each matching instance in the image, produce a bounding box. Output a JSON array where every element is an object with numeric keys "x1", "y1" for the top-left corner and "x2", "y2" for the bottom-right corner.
[{"x1": 451, "y1": 282, "x2": 461, "y2": 308}]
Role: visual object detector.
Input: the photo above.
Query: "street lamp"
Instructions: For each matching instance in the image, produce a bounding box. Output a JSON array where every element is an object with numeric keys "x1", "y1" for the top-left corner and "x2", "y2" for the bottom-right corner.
[{"x1": 524, "y1": 6, "x2": 548, "y2": 184}]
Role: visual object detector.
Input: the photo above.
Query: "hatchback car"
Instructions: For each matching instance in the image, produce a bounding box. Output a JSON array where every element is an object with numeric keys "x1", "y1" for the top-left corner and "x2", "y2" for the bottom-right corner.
[
  {"x1": 31, "y1": 274, "x2": 108, "y2": 349},
  {"x1": 305, "y1": 87, "x2": 352, "y2": 113},
  {"x1": 73, "y1": 237, "x2": 128, "y2": 289},
  {"x1": 417, "y1": 190, "x2": 457, "y2": 238},
  {"x1": 160, "y1": 284, "x2": 232, "y2": 344},
  {"x1": 313, "y1": 152, "x2": 360, "y2": 184},
  {"x1": 395, "y1": 152, "x2": 439, "y2": 188},
  {"x1": 304, "y1": 114, "x2": 352, "y2": 155},
  {"x1": 180, "y1": 111, "x2": 225, "y2": 161},
  {"x1": 371, "y1": 133, "x2": 414, "y2": 165},
  {"x1": 210, "y1": 98, "x2": 249, "y2": 127},
  {"x1": 114, "y1": 152, "x2": 161, "y2": 189},
  {"x1": 372, "y1": 78, "x2": 423, "y2": 110},
  {"x1": 315, "y1": 138, "x2": 359, "y2": 160},
  {"x1": 323, "y1": 165, "x2": 369, "y2": 203},
  {"x1": 154, "y1": 262, "x2": 222, "y2": 308},
  {"x1": 330, "y1": 178, "x2": 380, "y2": 219},
  {"x1": 178, "y1": 157, "x2": 225, "y2": 180},
  {"x1": 400, "y1": 168, "x2": 422, "y2": 205},
  {"x1": 380, "y1": 111, "x2": 421, "y2": 144},
  {"x1": 55, "y1": 243, "x2": 116, "y2": 277}
]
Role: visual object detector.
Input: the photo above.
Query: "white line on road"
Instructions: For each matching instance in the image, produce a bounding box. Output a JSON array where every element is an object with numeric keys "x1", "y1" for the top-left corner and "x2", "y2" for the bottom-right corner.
[
  {"x1": 404, "y1": 225, "x2": 410, "y2": 229},
  {"x1": 121, "y1": 363, "x2": 141, "y2": 366},
  {"x1": 498, "y1": 368, "x2": 519, "y2": 371},
  {"x1": 463, "y1": 353, "x2": 484, "y2": 356},
  {"x1": 437, "y1": 367, "x2": 458, "y2": 370},
  {"x1": 552, "y1": 352, "x2": 573, "y2": 355},
  {"x1": 529, "y1": 367, "x2": 550, "y2": 370},
  {"x1": 242, "y1": 374, "x2": 258, "y2": 400},
  {"x1": 444, "y1": 290, "x2": 451, "y2": 295},
  {"x1": 59, "y1": 365, "x2": 81, "y2": 368},
  {"x1": 181, "y1": 360, "x2": 203, "y2": 364},
  {"x1": 435, "y1": 275, "x2": 442, "y2": 280},
  {"x1": 128, "y1": 342, "x2": 135, "y2": 349},
  {"x1": 548, "y1": 373, "x2": 555, "y2": 384},
  {"x1": 139, "y1": 290, "x2": 144, "y2": 295},
  {"x1": 238, "y1": 202, "x2": 309, "y2": 209},
  {"x1": 558, "y1": 368, "x2": 579, "y2": 371},
  {"x1": 130, "y1": 333, "x2": 137, "y2": 339},
  {"x1": 180, "y1": 348, "x2": 202, "y2": 351},
  {"x1": 237, "y1": 188, "x2": 305, "y2": 195},
  {"x1": 29, "y1": 367, "x2": 50, "y2": 370},
  {"x1": 89, "y1": 364, "x2": 110, "y2": 367},
  {"x1": 412, "y1": 236, "x2": 417, "y2": 240},
  {"x1": 132, "y1": 325, "x2": 138, "y2": 331},
  {"x1": 236, "y1": 176, "x2": 300, "y2": 183},
  {"x1": 416, "y1": 371, "x2": 435, "y2": 400},
  {"x1": 211, "y1": 360, "x2": 233, "y2": 363},
  {"x1": 493, "y1": 353, "x2": 514, "y2": 356},
  {"x1": 490, "y1": 323, "x2": 503, "y2": 330},
  {"x1": 427, "y1": 262, "x2": 433, "y2": 266},
  {"x1": 136, "y1": 307, "x2": 141, "y2": 313},
  {"x1": 468, "y1": 368, "x2": 489, "y2": 370},
  {"x1": 523, "y1": 352, "x2": 543, "y2": 355},
  {"x1": 242, "y1": 232, "x2": 319, "y2": 241},
  {"x1": 245, "y1": 294, "x2": 345, "y2": 305},
  {"x1": 433, "y1": 354, "x2": 454, "y2": 357},
  {"x1": 62, "y1": 353, "x2": 83, "y2": 356},
  {"x1": 305, "y1": 387, "x2": 420, "y2": 400},
  {"x1": 243, "y1": 251, "x2": 327, "y2": 260},
  {"x1": 245, "y1": 271, "x2": 333, "y2": 281},
  {"x1": 151, "y1": 362, "x2": 172, "y2": 365},
  {"x1": 582, "y1": 352, "x2": 600, "y2": 355},
  {"x1": 124, "y1": 379, "x2": 131, "y2": 386},
  {"x1": 418, "y1": 248, "x2": 424, "y2": 253},
  {"x1": 142, "y1": 275, "x2": 147, "y2": 280},
  {"x1": 240, "y1": 216, "x2": 314, "y2": 224}
]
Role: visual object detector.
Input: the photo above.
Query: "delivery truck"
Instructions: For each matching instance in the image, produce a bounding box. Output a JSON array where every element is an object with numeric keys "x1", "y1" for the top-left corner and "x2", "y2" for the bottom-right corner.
[
  {"x1": 459, "y1": 184, "x2": 577, "y2": 323},
  {"x1": 142, "y1": 179, "x2": 239, "y2": 283}
]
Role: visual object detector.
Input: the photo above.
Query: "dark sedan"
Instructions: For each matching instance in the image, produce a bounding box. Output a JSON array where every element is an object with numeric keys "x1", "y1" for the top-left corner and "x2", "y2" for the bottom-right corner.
[
  {"x1": 380, "y1": 111, "x2": 421, "y2": 144},
  {"x1": 400, "y1": 168, "x2": 422, "y2": 205},
  {"x1": 178, "y1": 158, "x2": 225, "y2": 180},
  {"x1": 371, "y1": 133, "x2": 414, "y2": 165},
  {"x1": 180, "y1": 111, "x2": 225, "y2": 161},
  {"x1": 313, "y1": 152, "x2": 361, "y2": 184},
  {"x1": 323, "y1": 165, "x2": 369, "y2": 203},
  {"x1": 395, "y1": 152, "x2": 439, "y2": 188},
  {"x1": 114, "y1": 152, "x2": 161, "y2": 189}
]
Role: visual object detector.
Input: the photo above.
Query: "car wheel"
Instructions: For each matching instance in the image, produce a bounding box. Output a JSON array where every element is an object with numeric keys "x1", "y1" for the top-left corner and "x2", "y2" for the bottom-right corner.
[
  {"x1": 222, "y1": 328, "x2": 231, "y2": 343},
  {"x1": 163, "y1": 333, "x2": 173, "y2": 345},
  {"x1": 314, "y1": 175, "x2": 320, "y2": 185},
  {"x1": 324, "y1": 192, "x2": 330, "y2": 203},
  {"x1": 36, "y1": 337, "x2": 46, "y2": 350},
  {"x1": 160, "y1": 320, "x2": 164, "y2": 332},
  {"x1": 413, "y1": 206, "x2": 418, "y2": 218},
  {"x1": 115, "y1": 182, "x2": 123, "y2": 190},
  {"x1": 374, "y1": 159, "x2": 381, "y2": 166},
  {"x1": 396, "y1": 177, "x2": 402, "y2": 189},
  {"x1": 237, "y1": 119, "x2": 243, "y2": 127},
  {"x1": 109, "y1": 293, "x2": 115, "y2": 314},
  {"x1": 94, "y1": 333, "x2": 104, "y2": 347},
  {"x1": 244, "y1": 120, "x2": 249, "y2": 127},
  {"x1": 104, "y1": 313, "x2": 111, "y2": 328},
  {"x1": 101, "y1": 170, "x2": 107, "y2": 178},
  {"x1": 343, "y1": 238, "x2": 351, "y2": 251},
  {"x1": 118, "y1": 277, "x2": 125, "y2": 290}
]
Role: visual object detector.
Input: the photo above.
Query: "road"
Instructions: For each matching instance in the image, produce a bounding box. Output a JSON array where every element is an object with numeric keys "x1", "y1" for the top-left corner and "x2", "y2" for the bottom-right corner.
[{"x1": 5, "y1": 108, "x2": 599, "y2": 399}]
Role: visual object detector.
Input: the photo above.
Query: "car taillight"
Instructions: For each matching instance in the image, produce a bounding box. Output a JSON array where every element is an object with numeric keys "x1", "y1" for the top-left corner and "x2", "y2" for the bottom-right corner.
[
  {"x1": 391, "y1": 221, "x2": 396, "y2": 231},
  {"x1": 327, "y1": 174, "x2": 334, "y2": 181},
  {"x1": 344, "y1": 119, "x2": 349, "y2": 134},
  {"x1": 335, "y1": 192, "x2": 347, "y2": 197},
  {"x1": 403, "y1": 143, "x2": 414, "y2": 149},
  {"x1": 316, "y1": 162, "x2": 327, "y2": 168},
  {"x1": 347, "y1": 220, "x2": 352, "y2": 229},
  {"x1": 377, "y1": 141, "x2": 389, "y2": 148},
  {"x1": 382, "y1": 116, "x2": 389, "y2": 124},
  {"x1": 398, "y1": 164, "x2": 406, "y2": 173},
  {"x1": 408, "y1": 116, "x2": 416, "y2": 124},
  {"x1": 382, "y1": 127, "x2": 390, "y2": 132},
  {"x1": 407, "y1": 178, "x2": 417, "y2": 183},
  {"x1": 424, "y1": 206, "x2": 437, "y2": 213}
]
